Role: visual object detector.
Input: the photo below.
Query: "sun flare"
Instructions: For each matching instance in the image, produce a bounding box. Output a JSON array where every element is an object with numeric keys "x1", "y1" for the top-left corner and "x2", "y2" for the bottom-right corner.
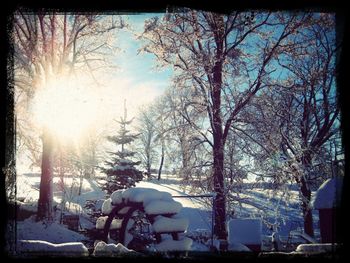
[{"x1": 32, "y1": 74, "x2": 101, "y2": 141}]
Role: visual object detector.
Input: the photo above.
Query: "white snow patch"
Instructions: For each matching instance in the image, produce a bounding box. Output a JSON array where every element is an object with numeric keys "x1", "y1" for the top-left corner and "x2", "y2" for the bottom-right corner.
[
  {"x1": 111, "y1": 190, "x2": 124, "y2": 205},
  {"x1": 295, "y1": 243, "x2": 336, "y2": 253},
  {"x1": 123, "y1": 187, "x2": 161, "y2": 202},
  {"x1": 96, "y1": 216, "x2": 122, "y2": 230},
  {"x1": 111, "y1": 219, "x2": 122, "y2": 229},
  {"x1": 227, "y1": 218, "x2": 262, "y2": 245},
  {"x1": 96, "y1": 216, "x2": 108, "y2": 230},
  {"x1": 155, "y1": 237, "x2": 193, "y2": 252},
  {"x1": 152, "y1": 215, "x2": 189, "y2": 233},
  {"x1": 102, "y1": 198, "x2": 113, "y2": 215},
  {"x1": 145, "y1": 200, "x2": 182, "y2": 215},
  {"x1": 313, "y1": 177, "x2": 343, "y2": 209},
  {"x1": 18, "y1": 240, "x2": 89, "y2": 256},
  {"x1": 93, "y1": 241, "x2": 137, "y2": 257},
  {"x1": 131, "y1": 189, "x2": 173, "y2": 206},
  {"x1": 120, "y1": 187, "x2": 172, "y2": 205},
  {"x1": 17, "y1": 217, "x2": 87, "y2": 244}
]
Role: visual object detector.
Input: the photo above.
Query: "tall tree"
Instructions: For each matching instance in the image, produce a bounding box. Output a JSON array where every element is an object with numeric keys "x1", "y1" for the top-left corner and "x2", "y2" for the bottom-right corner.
[
  {"x1": 13, "y1": 11, "x2": 124, "y2": 220},
  {"x1": 101, "y1": 101, "x2": 143, "y2": 193},
  {"x1": 237, "y1": 13, "x2": 340, "y2": 237},
  {"x1": 141, "y1": 10, "x2": 308, "y2": 239},
  {"x1": 273, "y1": 14, "x2": 339, "y2": 237},
  {"x1": 151, "y1": 96, "x2": 173, "y2": 180},
  {"x1": 136, "y1": 106, "x2": 157, "y2": 177}
]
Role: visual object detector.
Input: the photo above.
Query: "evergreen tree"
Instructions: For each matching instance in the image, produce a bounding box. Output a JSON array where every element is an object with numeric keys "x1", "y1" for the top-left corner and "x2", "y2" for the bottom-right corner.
[{"x1": 101, "y1": 101, "x2": 143, "y2": 193}]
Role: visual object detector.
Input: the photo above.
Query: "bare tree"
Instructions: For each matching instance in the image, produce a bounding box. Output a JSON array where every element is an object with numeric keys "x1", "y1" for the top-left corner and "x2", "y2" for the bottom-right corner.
[
  {"x1": 141, "y1": 10, "x2": 309, "y2": 239},
  {"x1": 13, "y1": 11, "x2": 124, "y2": 220},
  {"x1": 274, "y1": 14, "x2": 339, "y2": 237},
  {"x1": 136, "y1": 105, "x2": 158, "y2": 177},
  {"x1": 237, "y1": 13, "x2": 340, "y2": 237},
  {"x1": 152, "y1": 96, "x2": 172, "y2": 180}
]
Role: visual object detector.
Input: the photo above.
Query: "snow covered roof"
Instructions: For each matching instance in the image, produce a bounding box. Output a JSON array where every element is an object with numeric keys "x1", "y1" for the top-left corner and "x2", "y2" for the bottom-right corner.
[{"x1": 312, "y1": 177, "x2": 343, "y2": 210}]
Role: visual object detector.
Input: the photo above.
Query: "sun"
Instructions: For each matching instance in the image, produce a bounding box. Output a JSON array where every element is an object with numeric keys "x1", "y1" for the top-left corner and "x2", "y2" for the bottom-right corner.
[{"x1": 32, "y1": 73, "x2": 101, "y2": 141}]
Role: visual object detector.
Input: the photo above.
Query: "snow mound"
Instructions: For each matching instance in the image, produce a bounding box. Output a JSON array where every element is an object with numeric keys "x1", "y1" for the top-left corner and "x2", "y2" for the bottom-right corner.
[
  {"x1": 152, "y1": 215, "x2": 189, "y2": 233},
  {"x1": 313, "y1": 177, "x2": 343, "y2": 209},
  {"x1": 17, "y1": 217, "x2": 87, "y2": 244},
  {"x1": 155, "y1": 237, "x2": 193, "y2": 252},
  {"x1": 295, "y1": 243, "x2": 336, "y2": 253},
  {"x1": 145, "y1": 200, "x2": 182, "y2": 215},
  {"x1": 93, "y1": 241, "x2": 137, "y2": 257},
  {"x1": 227, "y1": 218, "x2": 262, "y2": 245},
  {"x1": 18, "y1": 240, "x2": 89, "y2": 256}
]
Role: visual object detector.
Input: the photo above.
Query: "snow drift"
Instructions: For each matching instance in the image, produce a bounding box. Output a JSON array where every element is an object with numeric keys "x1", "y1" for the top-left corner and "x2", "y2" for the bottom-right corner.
[
  {"x1": 18, "y1": 240, "x2": 89, "y2": 257},
  {"x1": 93, "y1": 241, "x2": 138, "y2": 257}
]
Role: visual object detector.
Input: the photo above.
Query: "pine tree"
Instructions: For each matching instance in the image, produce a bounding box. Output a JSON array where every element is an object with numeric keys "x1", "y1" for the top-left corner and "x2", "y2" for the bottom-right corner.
[{"x1": 101, "y1": 101, "x2": 143, "y2": 193}]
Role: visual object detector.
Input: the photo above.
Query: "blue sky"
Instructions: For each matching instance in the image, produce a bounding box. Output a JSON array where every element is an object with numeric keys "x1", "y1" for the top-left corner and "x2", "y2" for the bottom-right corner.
[
  {"x1": 95, "y1": 13, "x2": 174, "y2": 123},
  {"x1": 115, "y1": 14, "x2": 173, "y2": 96}
]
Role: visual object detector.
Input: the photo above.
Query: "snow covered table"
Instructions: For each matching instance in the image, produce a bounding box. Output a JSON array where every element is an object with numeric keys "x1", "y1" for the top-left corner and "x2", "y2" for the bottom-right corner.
[{"x1": 96, "y1": 187, "x2": 192, "y2": 252}]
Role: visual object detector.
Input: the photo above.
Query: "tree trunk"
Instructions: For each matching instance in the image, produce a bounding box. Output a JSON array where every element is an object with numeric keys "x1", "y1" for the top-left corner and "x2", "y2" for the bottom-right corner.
[
  {"x1": 37, "y1": 129, "x2": 54, "y2": 220},
  {"x1": 146, "y1": 150, "x2": 151, "y2": 175},
  {"x1": 211, "y1": 16, "x2": 227, "y2": 239},
  {"x1": 300, "y1": 170, "x2": 314, "y2": 237},
  {"x1": 180, "y1": 137, "x2": 189, "y2": 181},
  {"x1": 78, "y1": 169, "x2": 83, "y2": 196},
  {"x1": 158, "y1": 145, "x2": 164, "y2": 180},
  {"x1": 213, "y1": 139, "x2": 226, "y2": 240}
]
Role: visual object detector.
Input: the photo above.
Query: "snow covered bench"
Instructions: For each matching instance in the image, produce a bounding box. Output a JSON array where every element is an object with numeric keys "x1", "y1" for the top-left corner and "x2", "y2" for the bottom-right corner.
[{"x1": 95, "y1": 187, "x2": 192, "y2": 252}]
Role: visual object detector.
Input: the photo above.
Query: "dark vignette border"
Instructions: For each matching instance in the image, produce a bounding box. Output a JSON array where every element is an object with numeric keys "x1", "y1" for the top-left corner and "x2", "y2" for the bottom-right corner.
[{"x1": 1, "y1": 0, "x2": 347, "y2": 262}]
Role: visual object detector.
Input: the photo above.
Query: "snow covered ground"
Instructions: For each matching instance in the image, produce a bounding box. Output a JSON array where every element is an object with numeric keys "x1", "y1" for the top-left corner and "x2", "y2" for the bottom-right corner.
[{"x1": 14, "y1": 172, "x2": 320, "y2": 255}]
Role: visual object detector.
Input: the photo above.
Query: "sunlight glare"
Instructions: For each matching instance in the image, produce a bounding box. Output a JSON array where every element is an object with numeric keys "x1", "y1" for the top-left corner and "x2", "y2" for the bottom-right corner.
[{"x1": 32, "y1": 74, "x2": 101, "y2": 141}]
